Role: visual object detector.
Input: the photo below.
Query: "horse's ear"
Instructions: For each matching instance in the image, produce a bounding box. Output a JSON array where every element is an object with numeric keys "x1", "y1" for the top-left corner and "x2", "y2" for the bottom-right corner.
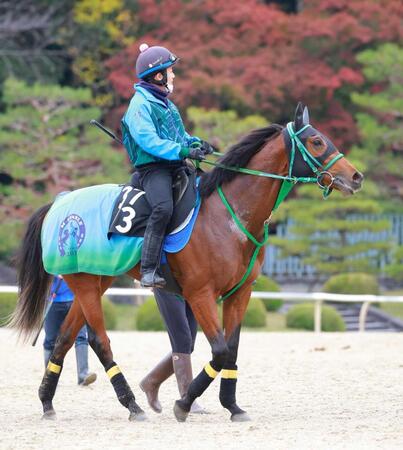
[
  {"x1": 302, "y1": 106, "x2": 310, "y2": 126},
  {"x1": 294, "y1": 102, "x2": 304, "y2": 131}
]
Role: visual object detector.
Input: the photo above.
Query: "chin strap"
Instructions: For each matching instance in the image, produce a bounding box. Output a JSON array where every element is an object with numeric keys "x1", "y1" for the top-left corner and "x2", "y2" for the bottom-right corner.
[{"x1": 146, "y1": 69, "x2": 168, "y2": 90}]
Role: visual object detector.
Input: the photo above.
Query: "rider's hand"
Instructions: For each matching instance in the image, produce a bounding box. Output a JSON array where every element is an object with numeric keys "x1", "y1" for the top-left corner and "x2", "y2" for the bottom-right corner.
[
  {"x1": 180, "y1": 145, "x2": 206, "y2": 161},
  {"x1": 200, "y1": 140, "x2": 215, "y2": 155},
  {"x1": 188, "y1": 146, "x2": 206, "y2": 161}
]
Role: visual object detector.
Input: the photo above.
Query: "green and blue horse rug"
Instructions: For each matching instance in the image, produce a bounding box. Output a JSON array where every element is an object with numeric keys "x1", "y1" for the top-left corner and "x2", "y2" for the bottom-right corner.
[{"x1": 42, "y1": 181, "x2": 200, "y2": 277}]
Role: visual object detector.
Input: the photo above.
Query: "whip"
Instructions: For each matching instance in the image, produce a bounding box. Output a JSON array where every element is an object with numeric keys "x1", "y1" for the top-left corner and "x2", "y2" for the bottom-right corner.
[{"x1": 90, "y1": 119, "x2": 123, "y2": 145}]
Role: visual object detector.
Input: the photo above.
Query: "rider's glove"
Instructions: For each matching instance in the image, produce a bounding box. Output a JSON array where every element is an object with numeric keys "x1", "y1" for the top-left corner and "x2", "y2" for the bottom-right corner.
[
  {"x1": 200, "y1": 140, "x2": 215, "y2": 155},
  {"x1": 180, "y1": 145, "x2": 206, "y2": 161}
]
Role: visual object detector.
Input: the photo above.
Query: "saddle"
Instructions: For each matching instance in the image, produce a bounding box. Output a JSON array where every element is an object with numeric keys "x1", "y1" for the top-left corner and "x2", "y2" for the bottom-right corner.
[{"x1": 108, "y1": 166, "x2": 197, "y2": 239}]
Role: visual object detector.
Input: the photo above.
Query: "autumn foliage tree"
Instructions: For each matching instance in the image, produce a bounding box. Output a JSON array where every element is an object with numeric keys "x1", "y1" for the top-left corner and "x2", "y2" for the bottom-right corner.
[{"x1": 107, "y1": 0, "x2": 402, "y2": 148}]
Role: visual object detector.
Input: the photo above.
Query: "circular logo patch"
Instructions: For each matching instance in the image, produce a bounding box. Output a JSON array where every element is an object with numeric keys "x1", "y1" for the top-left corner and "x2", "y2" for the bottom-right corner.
[{"x1": 58, "y1": 214, "x2": 86, "y2": 257}]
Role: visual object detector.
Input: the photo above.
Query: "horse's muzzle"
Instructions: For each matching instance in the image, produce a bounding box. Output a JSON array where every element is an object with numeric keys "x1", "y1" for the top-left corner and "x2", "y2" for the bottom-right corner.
[
  {"x1": 334, "y1": 171, "x2": 364, "y2": 195},
  {"x1": 352, "y1": 171, "x2": 364, "y2": 190}
]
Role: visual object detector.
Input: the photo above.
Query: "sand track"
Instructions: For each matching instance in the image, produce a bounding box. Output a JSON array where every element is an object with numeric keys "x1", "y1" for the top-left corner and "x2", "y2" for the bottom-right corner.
[{"x1": 1, "y1": 329, "x2": 403, "y2": 449}]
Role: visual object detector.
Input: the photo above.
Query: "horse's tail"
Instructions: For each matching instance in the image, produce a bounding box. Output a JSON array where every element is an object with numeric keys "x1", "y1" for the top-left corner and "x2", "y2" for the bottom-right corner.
[{"x1": 8, "y1": 203, "x2": 53, "y2": 340}]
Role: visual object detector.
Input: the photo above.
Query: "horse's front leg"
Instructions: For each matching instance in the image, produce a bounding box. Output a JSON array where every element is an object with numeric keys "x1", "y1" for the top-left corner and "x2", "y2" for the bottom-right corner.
[
  {"x1": 173, "y1": 291, "x2": 229, "y2": 422},
  {"x1": 219, "y1": 287, "x2": 252, "y2": 422}
]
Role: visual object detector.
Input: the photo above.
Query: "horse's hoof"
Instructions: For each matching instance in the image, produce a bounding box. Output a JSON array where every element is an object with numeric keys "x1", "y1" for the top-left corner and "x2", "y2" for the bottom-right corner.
[
  {"x1": 173, "y1": 401, "x2": 189, "y2": 422},
  {"x1": 129, "y1": 411, "x2": 148, "y2": 422},
  {"x1": 41, "y1": 409, "x2": 56, "y2": 420},
  {"x1": 231, "y1": 412, "x2": 251, "y2": 422}
]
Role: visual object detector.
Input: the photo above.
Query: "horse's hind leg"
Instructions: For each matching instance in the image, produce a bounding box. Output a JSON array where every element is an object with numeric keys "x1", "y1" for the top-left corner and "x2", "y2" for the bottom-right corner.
[
  {"x1": 68, "y1": 274, "x2": 147, "y2": 422},
  {"x1": 39, "y1": 299, "x2": 85, "y2": 419},
  {"x1": 173, "y1": 291, "x2": 229, "y2": 422}
]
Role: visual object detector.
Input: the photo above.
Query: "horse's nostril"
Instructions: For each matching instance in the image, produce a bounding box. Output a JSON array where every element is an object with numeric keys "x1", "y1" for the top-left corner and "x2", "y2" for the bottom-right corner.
[{"x1": 353, "y1": 172, "x2": 364, "y2": 184}]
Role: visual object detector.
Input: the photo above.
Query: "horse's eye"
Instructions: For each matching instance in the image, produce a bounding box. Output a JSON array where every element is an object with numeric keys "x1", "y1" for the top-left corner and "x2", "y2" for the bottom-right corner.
[{"x1": 313, "y1": 139, "x2": 322, "y2": 147}]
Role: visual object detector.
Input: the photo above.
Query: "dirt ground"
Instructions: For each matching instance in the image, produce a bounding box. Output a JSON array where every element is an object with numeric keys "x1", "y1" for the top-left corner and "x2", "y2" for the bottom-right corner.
[{"x1": 1, "y1": 328, "x2": 403, "y2": 450}]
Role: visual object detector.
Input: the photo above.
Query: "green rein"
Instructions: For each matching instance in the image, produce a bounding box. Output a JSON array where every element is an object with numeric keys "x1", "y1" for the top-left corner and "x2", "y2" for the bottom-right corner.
[{"x1": 202, "y1": 122, "x2": 344, "y2": 303}]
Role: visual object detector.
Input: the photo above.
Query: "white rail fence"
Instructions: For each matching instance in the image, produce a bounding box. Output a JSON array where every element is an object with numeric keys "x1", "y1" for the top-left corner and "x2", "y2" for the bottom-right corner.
[{"x1": 2, "y1": 285, "x2": 403, "y2": 333}]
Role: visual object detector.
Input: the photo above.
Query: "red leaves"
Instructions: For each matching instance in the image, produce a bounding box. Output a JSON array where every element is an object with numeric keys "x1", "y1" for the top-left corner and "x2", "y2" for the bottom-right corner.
[
  {"x1": 106, "y1": 0, "x2": 402, "y2": 148},
  {"x1": 337, "y1": 68, "x2": 363, "y2": 86}
]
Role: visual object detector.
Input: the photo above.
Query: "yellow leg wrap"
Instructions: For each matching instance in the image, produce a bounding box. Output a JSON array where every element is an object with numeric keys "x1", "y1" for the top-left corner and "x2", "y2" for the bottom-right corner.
[
  {"x1": 47, "y1": 361, "x2": 61, "y2": 374},
  {"x1": 221, "y1": 369, "x2": 237, "y2": 379},
  {"x1": 204, "y1": 362, "x2": 219, "y2": 379},
  {"x1": 107, "y1": 365, "x2": 121, "y2": 379}
]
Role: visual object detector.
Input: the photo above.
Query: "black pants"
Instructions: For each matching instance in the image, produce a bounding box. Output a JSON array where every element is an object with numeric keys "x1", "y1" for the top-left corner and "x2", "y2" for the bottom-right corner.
[
  {"x1": 154, "y1": 289, "x2": 198, "y2": 354},
  {"x1": 138, "y1": 163, "x2": 184, "y2": 237}
]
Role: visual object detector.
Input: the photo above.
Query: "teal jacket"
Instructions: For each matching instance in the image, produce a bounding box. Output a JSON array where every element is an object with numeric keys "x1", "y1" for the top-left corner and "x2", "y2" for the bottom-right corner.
[{"x1": 121, "y1": 84, "x2": 200, "y2": 167}]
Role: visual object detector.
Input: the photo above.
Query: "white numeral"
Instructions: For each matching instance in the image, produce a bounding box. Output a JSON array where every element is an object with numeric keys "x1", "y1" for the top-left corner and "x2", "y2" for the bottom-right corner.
[
  {"x1": 116, "y1": 206, "x2": 136, "y2": 233},
  {"x1": 118, "y1": 186, "x2": 133, "y2": 210}
]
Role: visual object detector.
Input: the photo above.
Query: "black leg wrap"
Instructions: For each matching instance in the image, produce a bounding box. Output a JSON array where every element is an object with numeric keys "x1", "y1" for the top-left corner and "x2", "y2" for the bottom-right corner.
[
  {"x1": 105, "y1": 362, "x2": 146, "y2": 421},
  {"x1": 219, "y1": 378, "x2": 245, "y2": 416},
  {"x1": 106, "y1": 362, "x2": 136, "y2": 410},
  {"x1": 38, "y1": 359, "x2": 63, "y2": 413},
  {"x1": 177, "y1": 362, "x2": 218, "y2": 412}
]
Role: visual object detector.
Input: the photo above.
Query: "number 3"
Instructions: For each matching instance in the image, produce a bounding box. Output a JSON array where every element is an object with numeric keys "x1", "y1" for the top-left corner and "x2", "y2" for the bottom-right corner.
[{"x1": 115, "y1": 206, "x2": 136, "y2": 233}]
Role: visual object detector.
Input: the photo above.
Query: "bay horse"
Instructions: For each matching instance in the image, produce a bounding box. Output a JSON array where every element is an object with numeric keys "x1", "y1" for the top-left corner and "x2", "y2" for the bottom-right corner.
[{"x1": 10, "y1": 104, "x2": 363, "y2": 422}]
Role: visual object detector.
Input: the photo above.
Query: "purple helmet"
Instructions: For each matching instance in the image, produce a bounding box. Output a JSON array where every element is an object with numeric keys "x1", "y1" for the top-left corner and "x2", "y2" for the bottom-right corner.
[{"x1": 135, "y1": 43, "x2": 179, "y2": 79}]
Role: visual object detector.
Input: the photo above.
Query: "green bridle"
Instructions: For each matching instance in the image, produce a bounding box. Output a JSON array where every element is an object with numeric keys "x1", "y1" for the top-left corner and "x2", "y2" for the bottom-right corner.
[
  {"x1": 285, "y1": 122, "x2": 344, "y2": 198},
  {"x1": 201, "y1": 122, "x2": 344, "y2": 199},
  {"x1": 197, "y1": 122, "x2": 345, "y2": 303}
]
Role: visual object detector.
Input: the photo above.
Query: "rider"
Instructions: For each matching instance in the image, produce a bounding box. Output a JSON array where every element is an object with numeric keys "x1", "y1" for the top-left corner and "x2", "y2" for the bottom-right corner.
[{"x1": 121, "y1": 43, "x2": 213, "y2": 288}]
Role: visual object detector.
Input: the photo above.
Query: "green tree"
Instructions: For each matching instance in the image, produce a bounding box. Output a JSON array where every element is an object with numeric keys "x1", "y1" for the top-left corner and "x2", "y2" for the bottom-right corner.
[
  {"x1": 270, "y1": 44, "x2": 402, "y2": 281},
  {"x1": 385, "y1": 245, "x2": 403, "y2": 281},
  {"x1": 350, "y1": 43, "x2": 403, "y2": 211},
  {"x1": 187, "y1": 107, "x2": 267, "y2": 151},
  {"x1": 270, "y1": 185, "x2": 391, "y2": 279},
  {"x1": 0, "y1": 78, "x2": 129, "y2": 260}
]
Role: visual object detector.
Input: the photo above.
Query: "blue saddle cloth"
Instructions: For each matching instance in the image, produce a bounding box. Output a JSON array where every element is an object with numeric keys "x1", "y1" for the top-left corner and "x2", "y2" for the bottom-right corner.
[{"x1": 42, "y1": 184, "x2": 200, "y2": 276}]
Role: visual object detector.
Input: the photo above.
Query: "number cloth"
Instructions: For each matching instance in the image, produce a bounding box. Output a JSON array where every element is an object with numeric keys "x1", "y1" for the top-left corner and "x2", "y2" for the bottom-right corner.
[{"x1": 41, "y1": 184, "x2": 201, "y2": 276}]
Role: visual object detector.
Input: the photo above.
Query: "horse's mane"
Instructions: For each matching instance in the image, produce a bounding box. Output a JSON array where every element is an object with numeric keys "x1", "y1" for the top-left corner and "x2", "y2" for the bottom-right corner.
[{"x1": 199, "y1": 124, "x2": 283, "y2": 198}]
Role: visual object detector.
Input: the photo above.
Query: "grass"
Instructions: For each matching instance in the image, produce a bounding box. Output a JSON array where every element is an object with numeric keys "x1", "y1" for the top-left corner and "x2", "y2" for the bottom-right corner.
[
  {"x1": 242, "y1": 312, "x2": 290, "y2": 331},
  {"x1": 378, "y1": 290, "x2": 403, "y2": 320},
  {"x1": 266, "y1": 312, "x2": 288, "y2": 331},
  {"x1": 112, "y1": 303, "x2": 291, "y2": 332},
  {"x1": 114, "y1": 303, "x2": 137, "y2": 330}
]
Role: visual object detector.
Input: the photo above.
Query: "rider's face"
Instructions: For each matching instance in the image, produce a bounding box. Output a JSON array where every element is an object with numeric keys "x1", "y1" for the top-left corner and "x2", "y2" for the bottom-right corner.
[{"x1": 167, "y1": 67, "x2": 175, "y2": 86}]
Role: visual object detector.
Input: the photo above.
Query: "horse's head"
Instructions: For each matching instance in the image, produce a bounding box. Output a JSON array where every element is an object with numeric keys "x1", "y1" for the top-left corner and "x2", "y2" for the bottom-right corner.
[{"x1": 282, "y1": 103, "x2": 363, "y2": 196}]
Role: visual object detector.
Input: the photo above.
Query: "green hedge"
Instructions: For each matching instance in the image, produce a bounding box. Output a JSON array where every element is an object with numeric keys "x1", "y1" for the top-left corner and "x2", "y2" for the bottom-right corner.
[
  {"x1": 253, "y1": 275, "x2": 283, "y2": 311},
  {"x1": 323, "y1": 273, "x2": 379, "y2": 295},
  {"x1": 286, "y1": 303, "x2": 345, "y2": 332},
  {"x1": 102, "y1": 297, "x2": 117, "y2": 330},
  {"x1": 243, "y1": 298, "x2": 267, "y2": 328},
  {"x1": 136, "y1": 297, "x2": 165, "y2": 331},
  {"x1": 0, "y1": 293, "x2": 119, "y2": 330},
  {"x1": 0, "y1": 293, "x2": 17, "y2": 326},
  {"x1": 115, "y1": 304, "x2": 137, "y2": 330}
]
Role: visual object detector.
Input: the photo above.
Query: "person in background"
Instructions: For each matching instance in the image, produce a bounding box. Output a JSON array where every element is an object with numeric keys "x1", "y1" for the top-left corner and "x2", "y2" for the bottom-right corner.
[
  {"x1": 43, "y1": 275, "x2": 97, "y2": 386},
  {"x1": 140, "y1": 288, "x2": 206, "y2": 414}
]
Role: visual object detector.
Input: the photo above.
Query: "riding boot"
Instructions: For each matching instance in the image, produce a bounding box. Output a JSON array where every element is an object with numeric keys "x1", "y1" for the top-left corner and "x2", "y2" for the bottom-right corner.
[
  {"x1": 75, "y1": 344, "x2": 97, "y2": 386},
  {"x1": 139, "y1": 352, "x2": 174, "y2": 413},
  {"x1": 172, "y1": 353, "x2": 208, "y2": 414},
  {"x1": 140, "y1": 231, "x2": 166, "y2": 288},
  {"x1": 44, "y1": 349, "x2": 52, "y2": 368}
]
